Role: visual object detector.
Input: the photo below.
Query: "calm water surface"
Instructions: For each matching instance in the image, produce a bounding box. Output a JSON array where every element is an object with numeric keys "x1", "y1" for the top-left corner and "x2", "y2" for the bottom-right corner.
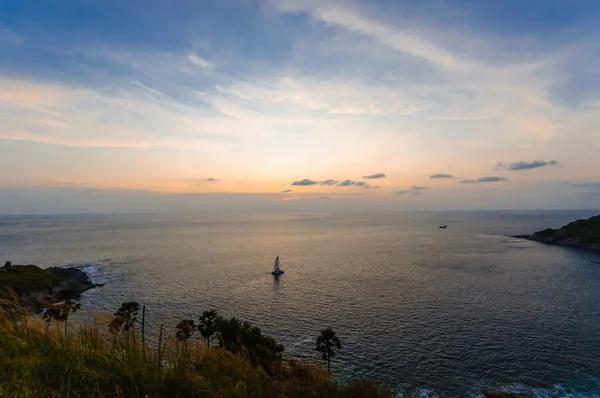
[{"x1": 1, "y1": 210, "x2": 600, "y2": 397}]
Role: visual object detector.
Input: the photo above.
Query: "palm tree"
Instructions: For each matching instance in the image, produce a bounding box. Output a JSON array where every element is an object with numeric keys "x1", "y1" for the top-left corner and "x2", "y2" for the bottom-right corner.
[
  {"x1": 316, "y1": 327, "x2": 341, "y2": 376},
  {"x1": 176, "y1": 319, "x2": 196, "y2": 357},
  {"x1": 109, "y1": 301, "x2": 140, "y2": 341},
  {"x1": 198, "y1": 310, "x2": 220, "y2": 347},
  {"x1": 42, "y1": 288, "x2": 82, "y2": 335}
]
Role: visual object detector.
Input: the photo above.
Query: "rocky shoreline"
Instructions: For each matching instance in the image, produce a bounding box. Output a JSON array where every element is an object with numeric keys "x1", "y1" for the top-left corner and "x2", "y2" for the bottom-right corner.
[
  {"x1": 513, "y1": 215, "x2": 600, "y2": 252},
  {"x1": 0, "y1": 263, "x2": 97, "y2": 313},
  {"x1": 483, "y1": 391, "x2": 532, "y2": 398}
]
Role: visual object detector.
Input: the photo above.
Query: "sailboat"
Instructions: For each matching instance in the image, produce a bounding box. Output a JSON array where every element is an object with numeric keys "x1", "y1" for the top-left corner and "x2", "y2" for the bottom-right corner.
[{"x1": 271, "y1": 255, "x2": 284, "y2": 275}]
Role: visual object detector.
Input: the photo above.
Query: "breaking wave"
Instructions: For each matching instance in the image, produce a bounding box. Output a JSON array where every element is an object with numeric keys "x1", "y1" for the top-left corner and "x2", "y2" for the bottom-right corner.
[{"x1": 62, "y1": 262, "x2": 108, "y2": 285}]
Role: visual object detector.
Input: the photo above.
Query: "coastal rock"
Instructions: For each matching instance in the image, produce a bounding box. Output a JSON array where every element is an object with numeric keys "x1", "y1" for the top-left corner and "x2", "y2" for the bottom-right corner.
[
  {"x1": 484, "y1": 391, "x2": 532, "y2": 398},
  {"x1": 0, "y1": 264, "x2": 96, "y2": 312},
  {"x1": 513, "y1": 214, "x2": 600, "y2": 252}
]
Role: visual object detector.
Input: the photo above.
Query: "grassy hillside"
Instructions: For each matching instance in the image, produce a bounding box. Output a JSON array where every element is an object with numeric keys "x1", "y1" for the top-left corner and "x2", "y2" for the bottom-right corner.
[
  {"x1": 551, "y1": 215, "x2": 600, "y2": 242},
  {"x1": 0, "y1": 298, "x2": 392, "y2": 398},
  {"x1": 515, "y1": 214, "x2": 600, "y2": 251}
]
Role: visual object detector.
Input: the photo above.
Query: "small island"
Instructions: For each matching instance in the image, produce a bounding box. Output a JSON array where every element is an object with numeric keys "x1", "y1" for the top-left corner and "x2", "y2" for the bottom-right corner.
[
  {"x1": 513, "y1": 214, "x2": 600, "y2": 252},
  {"x1": 0, "y1": 262, "x2": 95, "y2": 313}
]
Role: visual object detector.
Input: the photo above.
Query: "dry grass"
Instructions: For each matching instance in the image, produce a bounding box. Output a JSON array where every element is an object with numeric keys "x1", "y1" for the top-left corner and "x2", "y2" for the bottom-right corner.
[{"x1": 0, "y1": 298, "x2": 393, "y2": 398}]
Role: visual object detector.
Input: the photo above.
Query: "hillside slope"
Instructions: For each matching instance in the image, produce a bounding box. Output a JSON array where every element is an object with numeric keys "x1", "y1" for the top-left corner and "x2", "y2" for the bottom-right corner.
[{"x1": 514, "y1": 215, "x2": 600, "y2": 251}]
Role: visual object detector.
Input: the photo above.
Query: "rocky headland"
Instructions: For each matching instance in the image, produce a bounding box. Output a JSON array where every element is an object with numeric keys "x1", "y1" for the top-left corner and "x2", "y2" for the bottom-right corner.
[
  {"x1": 513, "y1": 215, "x2": 600, "y2": 252},
  {"x1": 0, "y1": 262, "x2": 96, "y2": 312}
]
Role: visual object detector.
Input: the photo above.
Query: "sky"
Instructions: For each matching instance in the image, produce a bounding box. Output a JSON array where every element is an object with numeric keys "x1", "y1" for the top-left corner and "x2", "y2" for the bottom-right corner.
[{"x1": 1, "y1": 0, "x2": 600, "y2": 214}]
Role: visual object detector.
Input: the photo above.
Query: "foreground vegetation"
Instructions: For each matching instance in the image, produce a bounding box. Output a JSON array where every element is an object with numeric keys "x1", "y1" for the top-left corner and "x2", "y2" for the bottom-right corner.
[{"x1": 0, "y1": 296, "x2": 392, "y2": 397}]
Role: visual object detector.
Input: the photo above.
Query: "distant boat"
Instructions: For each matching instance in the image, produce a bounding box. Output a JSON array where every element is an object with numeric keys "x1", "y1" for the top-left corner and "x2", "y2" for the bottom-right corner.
[
  {"x1": 439, "y1": 225, "x2": 447, "y2": 229},
  {"x1": 272, "y1": 255, "x2": 284, "y2": 275}
]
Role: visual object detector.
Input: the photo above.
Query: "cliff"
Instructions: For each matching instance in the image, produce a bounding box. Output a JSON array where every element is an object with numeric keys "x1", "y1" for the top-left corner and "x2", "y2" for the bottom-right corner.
[
  {"x1": 513, "y1": 215, "x2": 600, "y2": 252},
  {"x1": 0, "y1": 263, "x2": 95, "y2": 312}
]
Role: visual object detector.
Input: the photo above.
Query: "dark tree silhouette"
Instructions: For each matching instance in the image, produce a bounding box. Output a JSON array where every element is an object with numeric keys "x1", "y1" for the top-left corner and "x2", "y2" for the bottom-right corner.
[
  {"x1": 316, "y1": 327, "x2": 341, "y2": 376},
  {"x1": 198, "y1": 310, "x2": 220, "y2": 347},
  {"x1": 216, "y1": 316, "x2": 284, "y2": 373},
  {"x1": 176, "y1": 319, "x2": 196, "y2": 341},
  {"x1": 109, "y1": 301, "x2": 140, "y2": 339},
  {"x1": 42, "y1": 288, "x2": 82, "y2": 334},
  {"x1": 176, "y1": 319, "x2": 196, "y2": 357}
]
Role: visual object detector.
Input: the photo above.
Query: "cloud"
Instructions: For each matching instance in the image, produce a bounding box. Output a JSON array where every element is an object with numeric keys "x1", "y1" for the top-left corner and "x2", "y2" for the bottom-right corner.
[
  {"x1": 280, "y1": 189, "x2": 292, "y2": 193},
  {"x1": 0, "y1": 27, "x2": 23, "y2": 45},
  {"x1": 318, "y1": 179, "x2": 339, "y2": 185},
  {"x1": 411, "y1": 191, "x2": 422, "y2": 195},
  {"x1": 363, "y1": 173, "x2": 386, "y2": 179},
  {"x1": 333, "y1": 192, "x2": 369, "y2": 196},
  {"x1": 460, "y1": 176, "x2": 506, "y2": 184},
  {"x1": 571, "y1": 182, "x2": 600, "y2": 191},
  {"x1": 214, "y1": 75, "x2": 424, "y2": 116},
  {"x1": 197, "y1": 178, "x2": 218, "y2": 183},
  {"x1": 0, "y1": 77, "x2": 255, "y2": 150},
  {"x1": 394, "y1": 190, "x2": 408, "y2": 195},
  {"x1": 337, "y1": 179, "x2": 356, "y2": 186},
  {"x1": 412, "y1": 186, "x2": 426, "y2": 190},
  {"x1": 354, "y1": 181, "x2": 381, "y2": 189},
  {"x1": 291, "y1": 179, "x2": 318, "y2": 186},
  {"x1": 187, "y1": 53, "x2": 213, "y2": 69},
  {"x1": 496, "y1": 160, "x2": 559, "y2": 171},
  {"x1": 5, "y1": 0, "x2": 600, "y2": 206},
  {"x1": 267, "y1": 0, "x2": 463, "y2": 70}
]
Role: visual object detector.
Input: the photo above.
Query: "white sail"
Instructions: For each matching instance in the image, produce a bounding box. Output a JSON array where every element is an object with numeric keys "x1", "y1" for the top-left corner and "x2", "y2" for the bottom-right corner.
[{"x1": 274, "y1": 256, "x2": 280, "y2": 271}]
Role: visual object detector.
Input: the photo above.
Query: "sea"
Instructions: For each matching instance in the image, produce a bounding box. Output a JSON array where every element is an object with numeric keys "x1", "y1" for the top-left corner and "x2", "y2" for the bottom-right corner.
[{"x1": 1, "y1": 210, "x2": 600, "y2": 397}]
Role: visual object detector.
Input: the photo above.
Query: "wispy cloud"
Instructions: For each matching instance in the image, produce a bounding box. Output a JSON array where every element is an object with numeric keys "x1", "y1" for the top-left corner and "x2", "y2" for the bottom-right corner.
[
  {"x1": 197, "y1": 178, "x2": 218, "y2": 183},
  {"x1": 266, "y1": 0, "x2": 600, "y2": 146},
  {"x1": 496, "y1": 160, "x2": 559, "y2": 171},
  {"x1": 81, "y1": 48, "x2": 216, "y2": 78},
  {"x1": 460, "y1": 176, "x2": 506, "y2": 184},
  {"x1": 280, "y1": 189, "x2": 292, "y2": 193},
  {"x1": 318, "y1": 179, "x2": 339, "y2": 186},
  {"x1": 394, "y1": 190, "x2": 408, "y2": 195},
  {"x1": 0, "y1": 26, "x2": 23, "y2": 45},
  {"x1": 337, "y1": 179, "x2": 356, "y2": 186},
  {"x1": 0, "y1": 77, "x2": 251, "y2": 150},
  {"x1": 363, "y1": 173, "x2": 386, "y2": 179},
  {"x1": 267, "y1": 0, "x2": 463, "y2": 70},
  {"x1": 412, "y1": 186, "x2": 426, "y2": 190},
  {"x1": 570, "y1": 182, "x2": 600, "y2": 191},
  {"x1": 187, "y1": 53, "x2": 214, "y2": 69},
  {"x1": 214, "y1": 76, "x2": 425, "y2": 116},
  {"x1": 430, "y1": 174, "x2": 454, "y2": 179},
  {"x1": 289, "y1": 178, "x2": 377, "y2": 189},
  {"x1": 291, "y1": 179, "x2": 318, "y2": 186}
]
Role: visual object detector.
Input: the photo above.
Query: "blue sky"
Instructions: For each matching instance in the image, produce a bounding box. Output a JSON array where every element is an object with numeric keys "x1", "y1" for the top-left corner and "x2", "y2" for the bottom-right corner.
[{"x1": 1, "y1": 0, "x2": 600, "y2": 213}]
